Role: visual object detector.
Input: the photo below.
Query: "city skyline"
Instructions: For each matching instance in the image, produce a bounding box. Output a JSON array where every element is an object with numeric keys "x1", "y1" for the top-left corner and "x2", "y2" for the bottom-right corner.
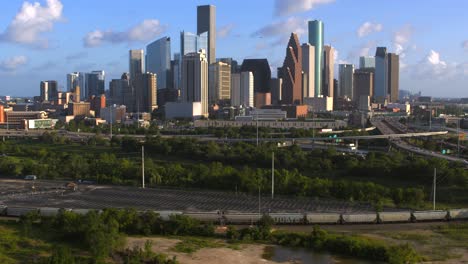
[{"x1": 0, "y1": 0, "x2": 466, "y2": 97}]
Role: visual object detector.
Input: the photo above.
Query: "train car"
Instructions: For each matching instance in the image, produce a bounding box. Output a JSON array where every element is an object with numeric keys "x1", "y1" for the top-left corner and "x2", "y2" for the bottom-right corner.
[
  {"x1": 412, "y1": 210, "x2": 448, "y2": 222},
  {"x1": 269, "y1": 213, "x2": 305, "y2": 224},
  {"x1": 306, "y1": 213, "x2": 341, "y2": 224},
  {"x1": 378, "y1": 211, "x2": 412, "y2": 223},
  {"x1": 341, "y1": 213, "x2": 377, "y2": 224},
  {"x1": 6, "y1": 207, "x2": 39, "y2": 217},
  {"x1": 71, "y1": 208, "x2": 102, "y2": 215},
  {"x1": 183, "y1": 211, "x2": 222, "y2": 222},
  {"x1": 224, "y1": 213, "x2": 262, "y2": 224},
  {"x1": 39, "y1": 207, "x2": 61, "y2": 217},
  {"x1": 154, "y1": 210, "x2": 183, "y2": 221},
  {"x1": 448, "y1": 209, "x2": 468, "y2": 220}
]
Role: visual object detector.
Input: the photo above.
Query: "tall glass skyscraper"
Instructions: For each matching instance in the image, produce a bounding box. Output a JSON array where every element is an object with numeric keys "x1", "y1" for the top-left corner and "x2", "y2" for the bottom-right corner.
[
  {"x1": 129, "y1": 50, "x2": 144, "y2": 80},
  {"x1": 375, "y1": 47, "x2": 388, "y2": 101},
  {"x1": 197, "y1": 5, "x2": 216, "y2": 64},
  {"x1": 359, "y1": 56, "x2": 375, "y2": 69},
  {"x1": 180, "y1": 31, "x2": 208, "y2": 56},
  {"x1": 146, "y1": 37, "x2": 171, "y2": 90},
  {"x1": 308, "y1": 20, "x2": 324, "y2": 97}
]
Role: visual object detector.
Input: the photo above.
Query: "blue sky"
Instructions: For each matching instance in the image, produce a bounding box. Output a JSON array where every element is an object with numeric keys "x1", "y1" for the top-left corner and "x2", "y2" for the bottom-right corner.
[{"x1": 0, "y1": 0, "x2": 467, "y2": 97}]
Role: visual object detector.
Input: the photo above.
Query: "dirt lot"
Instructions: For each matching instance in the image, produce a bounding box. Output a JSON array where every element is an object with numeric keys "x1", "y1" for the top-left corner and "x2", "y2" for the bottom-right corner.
[{"x1": 126, "y1": 237, "x2": 278, "y2": 264}]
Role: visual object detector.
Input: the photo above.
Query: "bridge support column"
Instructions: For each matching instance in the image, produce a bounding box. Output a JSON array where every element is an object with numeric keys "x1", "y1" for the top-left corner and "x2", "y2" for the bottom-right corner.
[{"x1": 355, "y1": 139, "x2": 359, "y2": 151}]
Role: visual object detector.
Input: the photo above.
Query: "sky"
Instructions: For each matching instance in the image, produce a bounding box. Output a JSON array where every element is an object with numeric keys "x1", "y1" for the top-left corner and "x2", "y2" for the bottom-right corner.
[{"x1": 0, "y1": 0, "x2": 467, "y2": 97}]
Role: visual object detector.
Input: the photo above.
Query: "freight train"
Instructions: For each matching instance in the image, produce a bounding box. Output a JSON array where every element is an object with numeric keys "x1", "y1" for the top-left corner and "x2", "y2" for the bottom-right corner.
[{"x1": 1, "y1": 206, "x2": 467, "y2": 224}]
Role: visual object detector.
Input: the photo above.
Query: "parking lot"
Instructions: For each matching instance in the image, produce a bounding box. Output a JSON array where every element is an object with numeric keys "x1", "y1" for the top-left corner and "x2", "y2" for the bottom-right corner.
[{"x1": 0, "y1": 179, "x2": 376, "y2": 213}]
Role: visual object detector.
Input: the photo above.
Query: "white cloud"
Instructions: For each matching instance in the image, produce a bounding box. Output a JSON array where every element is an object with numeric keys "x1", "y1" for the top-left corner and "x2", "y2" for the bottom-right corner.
[
  {"x1": 83, "y1": 19, "x2": 167, "y2": 47},
  {"x1": 412, "y1": 50, "x2": 452, "y2": 79},
  {"x1": 357, "y1": 22, "x2": 383, "y2": 38},
  {"x1": 463, "y1": 40, "x2": 468, "y2": 52},
  {"x1": 392, "y1": 25, "x2": 414, "y2": 57},
  {"x1": 0, "y1": 56, "x2": 28, "y2": 71},
  {"x1": 0, "y1": 0, "x2": 63, "y2": 48},
  {"x1": 274, "y1": 0, "x2": 335, "y2": 16},
  {"x1": 218, "y1": 24, "x2": 235, "y2": 38},
  {"x1": 252, "y1": 17, "x2": 307, "y2": 39}
]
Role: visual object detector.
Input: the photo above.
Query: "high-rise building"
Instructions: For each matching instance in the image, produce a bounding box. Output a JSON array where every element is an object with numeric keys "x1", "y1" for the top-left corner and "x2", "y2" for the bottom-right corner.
[
  {"x1": 240, "y1": 59, "x2": 271, "y2": 93},
  {"x1": 308, "y1": 20, "x2": 324, "y2": 97},
  {"x1": 146, "y1": 37, "x2": 171, "y2": 90},
  {"x1": 359, "y1": 56, "x2": 375, "y2": 69},
  {"x1": 338, "y1": 64, "x2": 354, "y2": 99},
  {"x1": 171, "y1": 53, "x2": 181, "y2": 91},
  {"x1": 375, "y1": 47, "x2": 388, "y2": 101},
  {"x1": 230, "y1": 73, "x2": 241, "y2": 106},
  {"x1": 280, "y1": 33, "x2": 302, "y2": 105},
  {"x1": 74, "y1": 85, "x2": 80, "y2": 103},
  {"x1": 182, "y1": 49, "x2": 209, "y2": 117},
  {"x1": 218, "y1": 58, "x2": 239, "y2": 74},
  {"x1": 301, "y1": 43, "x2": 315, "y2": 99},
  {"x1": 90, "y1": 95, "x2": 106, "y2": 117},
  {"x1": 353, "y1": 70, "x2": 374, "y2": 102},
  {"x1": 208, "y1": 61, "x2": 231, "y2": 103},
  {"x1": 85, "y1": 71, "x2": 105, "y2": 98},
  {"x1": 40, "y1": 81, "x2": 58, "y2": 102},
  {"x1": 180, "y1": 31, "x2": 208, "y2": 56},
  {"x1": 270, "y1": 78, "x2": 282, "y2": 105},
  {"x1": 323, "y1": 45, "x2": 334, "y2": 98},
  {"x1": 67, "y1": 72, "x2": 85, "y2": 99},
  {"x1": 109, "y1": 74, "x2": 130, "y2": 106},
  {"x1": 134, "y1": 73, "x2": 157, "y2": 113},
  {"x1": 197, "y1": 5, "x2": 216, "y2": 64},
  {"x1": 387, "y1": 53, "x2": 399, "y2": 102},
  {"x1": 129, "y1": 50, "x2": 144, "y2": 79},
  {"x1": 240, "y1": 71, "x2": 254, "y2": 107}
]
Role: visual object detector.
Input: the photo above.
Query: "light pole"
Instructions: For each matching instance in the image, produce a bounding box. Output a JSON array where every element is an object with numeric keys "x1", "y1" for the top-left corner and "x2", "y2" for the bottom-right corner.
[
  {"x1": 142, "y1": 145, "x2": 145, "y2": 189},
  {"x1": 256, "y1": 109, "x2": 259, "y2": 147},
  {"x1": 458, "y1": 118, "x2": 461, "y2": 158},
  {"x1": 433, "y1": 168, "x2": 436, "y2": 211},
  {"x1": 271, "y1": 152, "x2": 275, "y2": 199}
]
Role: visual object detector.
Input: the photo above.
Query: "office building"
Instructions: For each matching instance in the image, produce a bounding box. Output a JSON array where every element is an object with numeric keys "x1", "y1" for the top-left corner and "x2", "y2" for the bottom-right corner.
[
  {"x1": 182, "y1": 49, "x2": 209, "y2": 117},
  {"x1": 129, "y1": 50, "x2": 144, "y2": 79},
  {"x1": 254, "y1": 92, "x2": 271, "y2": 108},
  {"x1": 109, "y1": 75, "x2": 130, "y2": 106},
  {"x1": 359, "y1": 56, "x2": 375, "y2": 69},
  {"x1": 101, "y1": 105, "x2": 127, "y2": 124},
  {"x1": 171, "y1": 53, "x2": 181, "y2": 90},
  {"x1": 56, "y1": 92, "x2": 72, "y2": 105},
  {"x1": 308, "y1": 20, "x2": 324, "y2": 97},
  {"x1": 338, "y1": 64, "x2": 354, "y2": 99},
  {"x1": 209, "y1": 61, "x2": 231, "y2": 103},
  {"x1": 134, "y1": 73, "x2": 157, "y2": 113},
  {"x1": 280, "y1": 33, "x2": 302, "y2": 105},
  {"x1": 156, "y1": 88, "x2": 179, "y2": 107},
  {"x1": 270, "y1": 78, "x2": 282, "y2": 105},
  {"x1": 240, "y1": 59, "x2": 271, "y2": 93},
  {"x1": 68, "y1": 102, "x2": 90, "y2": 117},
  {"x1": 353, "y1": 70, "x2": 374, "y2": 103},
  {"x1": 240, "y1": 71, "x2": 254, "y2": 107},
  {"x1": 375, "y1": 47, "x2": 388, "y2": 101},
  {"x1": 40, "y1": 80, "x2": 58, "y2": 102},
  {"x1": 218, "y1": 58, "x2": 239, "y2": 73},
  {"x1": 197, "y1": 5, "x2": 216, "y2": 64},
  {"x1": 303, "y1": 97, "x2": 333, "y2": 111},
  {"x1": 387, "y1": 53, "x2": 399, "y2": 102},
  {"x1": 146, "y1": 37, "x2": 171, "y2": 90},
  {"x1": 5, "y1": 111, "x2": 47, "y2": 128},
  {"x1": 230, "y1": 73, "x2": 241, "y2": 106},
  {"x1": 90, "y1": 95, "x2": 106, "y2": 117},
  {"x1": 67, "y1": 72, "x2": 80, "y2": 92},
  {"x1": 301, "y1": 43, "x2": 315, "y2": 99},
  {"x1": 85, "y1": 71, "x2": 105, "y2": 98},
  {"x1": 323, "y1": 45, "x2": 334, "y2": 98},
  {"x1": 180, "y1": 31, "x2": 208, "y2": 56},
  {"x1": 0, "y1": 105, "x2": 4, "y2": 124}
]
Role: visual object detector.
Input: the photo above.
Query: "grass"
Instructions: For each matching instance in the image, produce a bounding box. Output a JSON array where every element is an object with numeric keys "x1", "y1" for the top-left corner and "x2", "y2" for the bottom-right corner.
[
  {"x1": 171, "y1": 237, "x2": 224, "y2": 254},
  {"x1": 432, "y1": 223, "x2": 468, "y2": 248}
]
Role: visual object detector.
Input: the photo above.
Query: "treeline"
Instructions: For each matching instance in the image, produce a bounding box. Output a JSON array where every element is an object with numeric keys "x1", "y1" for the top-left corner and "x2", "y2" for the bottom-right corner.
[{"x1": 20, "y1": 209, "x2": 421, "y2": 264}]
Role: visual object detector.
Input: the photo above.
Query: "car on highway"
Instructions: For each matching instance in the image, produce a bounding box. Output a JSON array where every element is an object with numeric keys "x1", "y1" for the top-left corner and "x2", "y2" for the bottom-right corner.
[{"x1": 24, "y1": 175, "x2": 37, "y2": 180}]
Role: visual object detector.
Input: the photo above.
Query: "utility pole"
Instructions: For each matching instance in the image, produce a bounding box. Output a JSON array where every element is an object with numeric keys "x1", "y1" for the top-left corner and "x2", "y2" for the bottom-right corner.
[
  {"x1": 271, "y1": 152, "x2": 274, "y2": 199},
  {"x1": 258, "y1": 184, "x2": 261, "y2": 215},
  {"x1": 458, "y1": 119, "x2": 461, "y2": 158},
  {"x1": 433, "y1": 168, "x2": 436, "y2": 210},
  {"x1": 429, "y1": 107, "x2": 432, "y2": 131},
  {"x1": 256, "y1": 109, "x2": 259, "y2": 147},
  {"x1": 110, "y1": 105, "x2": 113, "y2": 139},
  {"x1": 142, "y1": 145, "x2": 145, "y2": 189}
]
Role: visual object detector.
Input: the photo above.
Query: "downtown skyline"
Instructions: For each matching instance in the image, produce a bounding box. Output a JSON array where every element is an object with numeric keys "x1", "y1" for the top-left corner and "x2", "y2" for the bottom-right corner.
[{"x1": 0, "y1": 0, "x2": 467, "y2": 97}]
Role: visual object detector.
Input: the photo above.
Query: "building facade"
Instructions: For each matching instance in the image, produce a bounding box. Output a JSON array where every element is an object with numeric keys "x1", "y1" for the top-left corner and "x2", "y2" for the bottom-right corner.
[
  {"x1": 134, "y1": 73, "x2": 157, "y2": 113},
  {"x1": 129, "y1": 50, "x2": 144, "y2": 80},
  {"x1": 387, "y1": 53, "x2": 399, "y2": 102},
  {"x1": 85, "y1": 71, "x2": 105, "y2": 98},
  {"x1": 182, "y1": 50, "x2": 209, "y2": 117},
  {"x1": 40, "y1": 80, "x2": 58, "y2": 102},
  {"x1": 240, "y1": 71, "x2": 254, "y2": 107},
  {"x1": 301, "y1": 43, "x2": 315, "y2": 99},
  {"x1": 208, "y1": 61, "x2": 231, "y2": 104},
  {"x1": 375, "y1": 47, "x2": 388, "y2": 101},
  {"x1": 197, "y1": 5, "x2": 216, "y2": 64},
  {"x1": 353, "y1": 70, "x2": 374, "y2": 103},
  {"x1": 359, "y1": 56, "x2": 375, "y2": 69},
  {"x1": 308, "y1": 20, "x2": 324, "y2": 97},
  {"x1": 280, "y1": 33, "x2": 303, "y2": 105},
  {"x1": 322, "y1": 45, "x2": 335, "y2": 98},
  {"x1": 338, "y1": 64, "x2": 354, "y2": 99},
  {"x1": 230, "y1": 73, "x2": 241, "y2": 106},
  {"x1": 146, "y1": 37, "x2": 171, "y2": 90},
  {"x1": 240, "y1": 59, "x2": 271, "y2": 93}
]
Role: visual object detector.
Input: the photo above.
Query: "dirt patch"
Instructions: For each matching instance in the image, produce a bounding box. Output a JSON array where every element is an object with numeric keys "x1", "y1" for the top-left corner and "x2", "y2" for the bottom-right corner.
[{"x1": 127, "y1": 237, "x2": 280, "y2": 264}]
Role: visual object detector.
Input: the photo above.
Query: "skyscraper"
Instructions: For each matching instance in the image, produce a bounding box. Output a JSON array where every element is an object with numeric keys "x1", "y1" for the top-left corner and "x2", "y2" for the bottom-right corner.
[
  {"x1": 230, "y1": 73, "x2": 241, "y2": 106},
  {"x1": 134, "y1": 73, "x2": 157, "y2": 113},
  {"x1": 67, "y1": 72, "x2": 79, "y2": 92},
  {"x1": 182, "y1": 49, "x2": 209, "y2": 117},
  {"x1": 323, "y1": 45, "x2": 334, "y2": 98},
  {"x1": 280, "y1": 33, "x2": 302, "y2": 105},
  {"x1": 308, "y1": 20, "x2": 324, "y2": 97},
  {"x1": 375, "y1": 47, "x2": 388, "y2": 101},
  {"x1": 354, "y1": 70, "x2": 374, "y2": 101},
  {"x1": 208, "y1": 61, "x2": 231, "y2": 104},
  {"x1": 301, "y1": 43, "x2": 315, "y2": 99},
  {"x1": 240, "y1": 71, "x2": 254, "y2": 107},
  {"x1": 338, "y1": 64, "x2": 354, "y2": 99},
  {"x1": 40, "y1": 81, "x2": 58, "y2": 102},
  {"x1": 109, "y1": 74, "x2": 130, "y2": 106},
  {"x1": 387, "y1": 53, "x2": 399, "y2": 102},
  {"x1": 85, "y1": 71, "x2": 105, "y2": 98},
  {"x1": 359, "y1": 56, "x2": 376, "y2": 69},
  {"x1": 180, "y1": 31, "x2": 208, "y2": 56},
  {"x1": 240, "y1": 59, "x2": 271, "y2": 93},
  {"x1": 146, "y1": 37, "x2": 171, "y2": 90},
  {"x1": 129, "y1": 50, "x2": 144, "y2": 79},
  {"x1": 197, "y1": 5, "x2": 216, "y2": 64}
]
